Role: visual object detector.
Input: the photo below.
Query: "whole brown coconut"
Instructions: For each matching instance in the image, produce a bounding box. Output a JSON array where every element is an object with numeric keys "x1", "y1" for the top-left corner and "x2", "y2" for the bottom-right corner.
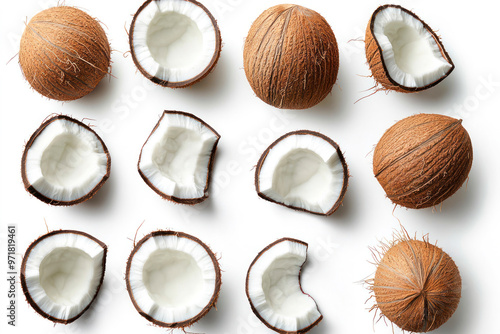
[
  {"x1": 369, "y1": 232, "x2": 461, "y2": 332},
  {"x1": 373, "y1": 114, "x2": 472, "y2": 209},
  {"x1": 19, "y1": 6, "x2": 111, "y2": 101},
  {"x1": 244, "y1": 4, "x2": 339, "y2": 109}
]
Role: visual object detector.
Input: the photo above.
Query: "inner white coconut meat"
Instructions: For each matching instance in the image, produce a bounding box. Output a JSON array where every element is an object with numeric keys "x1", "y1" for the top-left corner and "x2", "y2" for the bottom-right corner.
[
  {"x1": 130, "y1": 0, "x2": 221, "y2": 87},
  {"x1": 246, "y1": 238, "x2": 322, "y2": 333},
  {"x1": 256, "y1": 131, "x2": 348, "y2": 215},
  {"x1": 372, "y1": 6, "x2": 453, "y2": 88},
  {"x1": 126, "y1": 231, "x2": 221, "y2": 327},
  {"x1": 22, "y1": 116, "x2": 110, "y2": 206},
  {"x1": 138, "y1": 111, "x2": 220, "y2": 204},
  {"x1": 21, "y1": 231, "x2": 107, "y2": 323}
]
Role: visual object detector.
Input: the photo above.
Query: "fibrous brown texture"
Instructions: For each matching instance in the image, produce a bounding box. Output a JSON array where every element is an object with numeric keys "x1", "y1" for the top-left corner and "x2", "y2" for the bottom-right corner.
[
  {"x1": 365, "y1": 5, "x2": 454, "y2": 93},
  {"x1": 244, "y1": 4, "x2": 339, "y2": 109},
  {"x1": 373, "y1": 114, "x2": 472, "y2": 209},
  {"x1": 19, "y1": 6, "x2": 111, "y2": 101},
  {"x1": 369, "y1": 233, "x2": 461, "y2": 332}
]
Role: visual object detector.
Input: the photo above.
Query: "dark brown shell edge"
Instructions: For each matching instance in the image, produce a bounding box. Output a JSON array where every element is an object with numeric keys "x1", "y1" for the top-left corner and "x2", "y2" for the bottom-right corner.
[
  {"x1": 137, "y1": 110, "x2": 221, "y2": 205},
  {"x1": 245, "y1": 238, "x2": 323, "y2": 334},
  {"x1": 129, "y1": 0, "x2": 222, "y2": 88},
  {"x1": 255, "y1": 130, "x2": 349, "y2": 216},
  {"x1": 20, "y1": 230, "x2": 108, "y2": 324},
  {"x1": 125, "y1": 230, "x2": 222, "y2": 328},
  {"x1": 365, "y1": 4, "x2": 455, "y2": 93},
  {"x1": 20, "y1": 115, "x2": 112, "y2": 206}
]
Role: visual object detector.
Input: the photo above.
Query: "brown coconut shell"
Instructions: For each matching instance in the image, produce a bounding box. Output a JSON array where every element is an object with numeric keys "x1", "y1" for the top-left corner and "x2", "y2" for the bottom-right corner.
[
  {"x1": 137, "y1": 110, "x2": 220, "y2": 205},
  {"x1": 255, "y1": 130, "x2": 349, "y2": 216},
  {"x1": 244, "y1": 4, "x2": 339, "y2": 109},
  {"x1": 369, "y1": 233, "x2": 461, "y2": 332},
  {"x1": 365, "y1": 5, "x2": 454, "y2": 93},
  {"x1": 373, "y1": 114, "x2": 472, "y2": 209},
  {"x1": 21, "y1": 115, "x2": 111, "y2": 206},
  {"x1": 129, "y1": 0, "x2": 221, "y2": 88},
  {"x1": 19, "y1": 6, "x2": 111, "y2": 101},
  {"x1": 20, "y1": 230, "x2": 107, "y2": 324},
  {"x1": 125, "y1": 230, "x2": 221, "y2": 328}
]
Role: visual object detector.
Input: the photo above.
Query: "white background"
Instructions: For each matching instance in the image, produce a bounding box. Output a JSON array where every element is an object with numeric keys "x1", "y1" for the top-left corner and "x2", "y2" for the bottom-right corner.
[{"x1": 1, "y1": 0, "x2": 499, "y2": 333}]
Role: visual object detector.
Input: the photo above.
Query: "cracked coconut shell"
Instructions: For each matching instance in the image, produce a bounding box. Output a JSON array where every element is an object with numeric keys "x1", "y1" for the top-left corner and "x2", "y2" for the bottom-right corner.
[
  {"x1": 19, "y1": 6, "x2": 110, "y2": 101},
  {"x1": 373, "y1": 114, "x2": 472, "y2": 209},
  {"x1": 244, "y1": 4, "x2": 339, "y2": 109}
]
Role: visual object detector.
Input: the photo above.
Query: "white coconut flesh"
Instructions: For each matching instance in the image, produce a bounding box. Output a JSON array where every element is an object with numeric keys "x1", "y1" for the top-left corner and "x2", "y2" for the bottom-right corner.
[
  {"x1": 24, "y1": 118, "x2": 109, "y2": 203},
  {"x1": 22, "y1": 232, "x2": 106, "y2": 321},
  {"x1": 373, "y1": 6, "x2": 452, "y2": 88},
  {"x1": 127, "y1": 234, "x2": 218, "y2": 325},
  {"x1": 247, "y1": 239, "x2": 321, "y2": 332},
  {"x1": 132, "y1": 0, "x2": 217, "y2": 83},
  {"x1": 258, "y1": 134, "x2": 346, "y2": 215},
  {"x1": 139, "y1": 112, "x2": 219, "y2": 200}
]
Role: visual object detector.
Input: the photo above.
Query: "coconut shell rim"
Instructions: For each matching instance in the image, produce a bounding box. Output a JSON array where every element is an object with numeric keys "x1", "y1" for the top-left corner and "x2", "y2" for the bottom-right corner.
[
  {"x1": 367, "y1": 4, "x2": 455, "y2": 92},
  {"x1": 129, "y1": 0, "x2": 222, "y2": 88},
  {"x1": 255, "y1": 130, "x2": 349, "y2": 216},
  {"x1": 20, "y1": 229, "x2": 108, "y2": 324},
  {"x1": 21, "y1": 115, "x2": 112, "y2": 206},
  {"x1": 125, "y1": 230, "x2": 222, "y2": 328},
  {"x1": 245, "y1": 237, "x2": 323, "y2": 334},
  {"x1": 137, "y1": 110, "x2": 220, "y2": 205}
]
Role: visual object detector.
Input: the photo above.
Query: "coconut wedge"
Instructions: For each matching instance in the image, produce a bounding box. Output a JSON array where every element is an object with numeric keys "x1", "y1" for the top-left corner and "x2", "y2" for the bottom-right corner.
[
  {"x1": 246, "y1": 238, "x2": 322, "y2": 333},
  {"x1": 365, "y1": 5, "x2": 454, "y2": 92},
  {"x1": 138, "y1": 111, "x2": 220, "y2": 204},
  {"x1": 130, "y1": 0, "x2": 221, "y2": 87},
  {"x1": 21, "y1": 115, "x2": 111, "y2": 206},
  {"x1": 255, "y1": 130, "x2": 348, "y2": 216},
  {"x1": 20, "y1": 230, "x2": 107, "y2": 324},
  {"x1": 126, "y1": 231, "x2": 221, "y2": 328}
]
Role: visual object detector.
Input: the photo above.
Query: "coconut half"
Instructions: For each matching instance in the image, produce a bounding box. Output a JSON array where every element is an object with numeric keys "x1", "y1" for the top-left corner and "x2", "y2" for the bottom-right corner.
[
  {"x1": 126, "y1": 231, "x2": 221, "y2": 328},
  {"x1": 138, "y1": 111, "x2": 220, "y2": 204},
  {"x1": 20, "y1": 230, "x2": 107, "y2": 324},
  {"x1": 365, "y1": 5, "x2": 454, "y2": 92},
  {"x1": 21, "y1": 115, "x2": 111, "y2": 206},
  {"x1": 130, "y1": 0, "x2": 221, "y2": 87},
  {"x1": 255, "y1": 130, "x2": 349, "y2": 216},
  {"x1": 246, "y1": 238, "x2": 322, "y2": 333}
]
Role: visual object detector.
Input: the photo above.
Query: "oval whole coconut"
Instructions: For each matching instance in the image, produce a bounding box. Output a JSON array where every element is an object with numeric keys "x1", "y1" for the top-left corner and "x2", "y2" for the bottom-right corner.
[
  {"x1": 368, "y1": 231, "x2": 461, "y2": 332},
  {"x1": 244, "y1": 5, "x2": 339, "y2": 109},
  {"x1": 373, "y1": 114, "x2": 472, "y2": 209},
  {"x1": 19, "y1": 6, "x2": 111, "y2": 101}
]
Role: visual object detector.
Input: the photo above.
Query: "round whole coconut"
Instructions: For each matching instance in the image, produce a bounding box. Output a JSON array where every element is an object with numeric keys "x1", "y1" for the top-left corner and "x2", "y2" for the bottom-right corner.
[
  {"x1": 244, "y1": 4, "x2": 339, "y2": 109},
  {"x1": 369, "y1": 232, "x2": 461, "y2": 332},
  {"x1": 19, "y1": 6, "x2": 111, "y2": 101},
  {"x1": 373, "y1": 114, "x2": 473, "y2": 209}
]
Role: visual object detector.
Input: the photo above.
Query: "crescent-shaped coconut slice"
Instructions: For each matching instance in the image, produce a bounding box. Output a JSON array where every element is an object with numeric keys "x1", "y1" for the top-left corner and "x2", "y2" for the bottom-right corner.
[
  {"x1": 125, "y1": 231, "x2": 221, "y2": 328},
  {"x1": 21, "y1": 115, "x2": 111, "y2": 206},
  {"x1": 246, "y1": 238, "x2": 322, "y2": 333},
  {"x1": 129, "y1": 0, "x2": 221, "y2": 87},
  {"x1": 365, "y1": 5, "x2": 454, "y2": 92},
  {"x1": 138, "y1": 111, "x2": 220, "y2": 204},
  {"x1": 255, "y1": 130, "x2": 349, "y2": 216},
  {"x1": 20, "y1": 230, "x2": 107, "y2": 324}
]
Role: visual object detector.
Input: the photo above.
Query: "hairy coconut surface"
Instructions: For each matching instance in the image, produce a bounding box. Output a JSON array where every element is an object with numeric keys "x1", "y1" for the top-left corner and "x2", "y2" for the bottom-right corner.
[
  {"x1": 19, "y1": 6, "x2": 111, "y2": 101},
  {"x1": 373, "y1": 114, "x2": 472, "y2": 209},
  {"x1": 365, "y1": 5, "x2": 454, "y2": 92},
  {"x1": 369, "y1": 232, "x2": 461, "y2": 332},
  {"x1": 244, "y1": 4, "x2": 339, "y2": 109}
]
